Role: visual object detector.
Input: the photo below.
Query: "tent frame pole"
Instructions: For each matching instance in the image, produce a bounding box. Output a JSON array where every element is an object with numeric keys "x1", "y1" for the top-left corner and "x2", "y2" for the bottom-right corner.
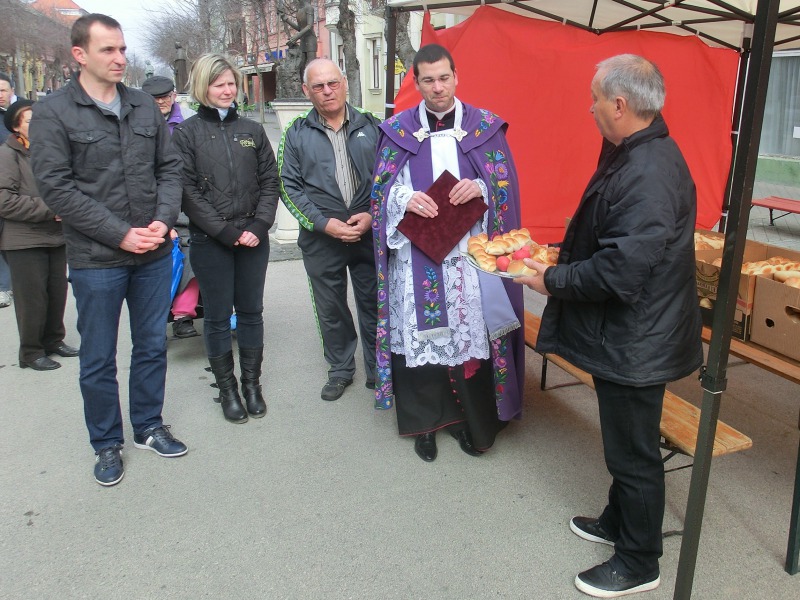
[
  {"x1": 384, "y1": 6, "x2": 398, "y2": 117},
  {"x1": 674, "y1": 1, "x2": 780, "y2": 598},
  {"x1": 719, "y1": 36, "x2": 752, "y2": 232}
]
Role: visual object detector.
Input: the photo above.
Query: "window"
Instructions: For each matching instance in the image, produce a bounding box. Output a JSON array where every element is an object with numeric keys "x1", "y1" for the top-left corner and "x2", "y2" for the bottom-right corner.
[
  {"x1": 760, "y1": 52, "x2": 800, "y2": 157},
  {"x1": 370, "y1": 39, "x2": 381, "y2": 89}
]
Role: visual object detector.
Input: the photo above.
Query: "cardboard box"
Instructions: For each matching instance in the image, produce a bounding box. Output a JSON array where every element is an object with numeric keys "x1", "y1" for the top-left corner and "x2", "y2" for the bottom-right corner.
[
  {"x1": 750, "y1": 276, "x2": 800, "y2": 362},
  {"x1": 699, "y1": 303, "x2": 751, "y2": 341},
  {"x1": 694, "y1": 230, "x2": 800, "y2": 340},
  {"x1": 694, "y1": 230, "x2": 769, "y2": 340}
]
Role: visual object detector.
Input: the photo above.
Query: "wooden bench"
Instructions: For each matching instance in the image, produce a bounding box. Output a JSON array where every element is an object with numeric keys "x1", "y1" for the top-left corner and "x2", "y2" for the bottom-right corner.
[
  {"x1": 524, "y1": 311, "x2": 752, "y2": 460},
  {"x1": 752, "y1": 196, "x2": 800, "y2": 226},
  {"x1": 701, "y1": 326, "x2": 800, "y2": 387}
]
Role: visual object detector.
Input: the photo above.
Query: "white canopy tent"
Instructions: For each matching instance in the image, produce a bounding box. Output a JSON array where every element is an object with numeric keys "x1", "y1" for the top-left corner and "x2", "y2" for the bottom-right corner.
[
  {"x1": 387, "y1": 1, "x2": 800, "y2": 49},
  {"x1": 383, "y1": 2, "x2": 799, "y2": 598}
]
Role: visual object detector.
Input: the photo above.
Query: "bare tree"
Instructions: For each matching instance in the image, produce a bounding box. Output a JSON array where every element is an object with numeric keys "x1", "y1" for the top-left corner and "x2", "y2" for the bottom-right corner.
[
  {"x1": 125, "y1": 53, "x2": 147, "y2": 88},
  {"x1": 393, "y1": 12, "x2": 417, "y2": 71},
  {"x1": 1, "y1": 0, "x2": 72, "y2": 94},
  {"x1": 335, "y1": 0, "x2": 361, "y2": 106},
  {"x1": 144, "y1": 0, "x2": 240, "y2": 70},
  {"x1": 372, "y1": 2, "x2": 416, "y2": 73}
]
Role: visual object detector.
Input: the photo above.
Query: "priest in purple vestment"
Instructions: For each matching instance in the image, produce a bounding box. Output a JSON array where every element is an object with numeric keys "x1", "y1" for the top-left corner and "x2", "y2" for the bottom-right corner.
[{"x1": 370, "y1": 44, "x2": 526, "y2": 463}]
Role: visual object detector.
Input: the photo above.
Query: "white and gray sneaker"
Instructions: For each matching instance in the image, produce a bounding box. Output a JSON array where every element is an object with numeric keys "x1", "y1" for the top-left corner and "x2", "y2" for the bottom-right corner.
[{"x1": 0, "y1": 290, "x2": 11, "y2": 308}]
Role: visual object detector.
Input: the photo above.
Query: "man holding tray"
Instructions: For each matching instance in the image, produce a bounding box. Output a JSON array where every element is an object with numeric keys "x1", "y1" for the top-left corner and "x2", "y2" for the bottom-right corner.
[
  {"x1": 371, "y1": 44, "x2": 525, "y2": 462},
  {"x1": 517, "y1": 55, "x2": 702, "y2": 598}
]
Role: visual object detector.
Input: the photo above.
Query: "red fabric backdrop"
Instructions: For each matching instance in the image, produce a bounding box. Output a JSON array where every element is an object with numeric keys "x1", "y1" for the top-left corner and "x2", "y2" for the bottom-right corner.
[{"x1": 394, "y1": 7, "x2": 740, "y2": 243}]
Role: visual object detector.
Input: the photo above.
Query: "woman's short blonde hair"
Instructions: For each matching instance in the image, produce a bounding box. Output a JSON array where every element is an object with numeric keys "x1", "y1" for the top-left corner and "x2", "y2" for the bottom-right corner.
[{"x1": 188, "y1": 53, "x2": 242, "y2": 107}]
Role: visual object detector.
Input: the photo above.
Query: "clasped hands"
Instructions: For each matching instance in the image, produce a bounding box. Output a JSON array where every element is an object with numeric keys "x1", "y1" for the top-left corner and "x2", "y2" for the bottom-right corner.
[
  {"x1": 120, "y1": 221, "x2": 170, "y2": 254},
  {"x1": 122, "y1": 222, "x2": 261, "y2": 252},
  {"x1": 324, "y1": 212, "x2": 372, "y2": 243},
  {"x1": 406, "y1": 177, "x2": 481, "y2": 218}
]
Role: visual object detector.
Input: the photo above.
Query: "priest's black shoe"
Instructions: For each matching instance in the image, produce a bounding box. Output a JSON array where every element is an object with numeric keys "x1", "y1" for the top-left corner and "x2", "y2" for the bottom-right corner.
[
  {"x1": 20, "y1": 356, "x2": 61, "y2": 371},
  {"x1": 451, "y1": 429, "x2": 484, "y2": 457},
  {"x1": 46, "y1": 343, "x2": 80, "y2": 357},
  {"x1": 414, "y1": 432, "x2": 437, "y2": 462}
]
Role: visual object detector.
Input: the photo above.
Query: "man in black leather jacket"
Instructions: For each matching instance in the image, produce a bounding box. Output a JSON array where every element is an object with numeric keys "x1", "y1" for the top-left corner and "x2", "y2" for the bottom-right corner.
[
  {"x1": 518, "y1": 54, "x2": 702, "y2": 598},
  {"x1": 278, "y1": 58, "x2": 381, "y2": 402},
  {"x1": 30, "y1": 14, "x2": 187, "y2": 487}
]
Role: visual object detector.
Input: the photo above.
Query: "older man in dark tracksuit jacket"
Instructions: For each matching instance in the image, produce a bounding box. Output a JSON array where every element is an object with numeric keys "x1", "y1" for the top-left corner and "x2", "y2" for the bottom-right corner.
[
  {"x1": 30, "y1": 14, "x2": 187, "y2": 487},
  {"x1": 278, "y1": 58, "x2": 381, "y2": 402},
  {"x1": 519, "y1": 55, "x2": 702, "y2": 599}
]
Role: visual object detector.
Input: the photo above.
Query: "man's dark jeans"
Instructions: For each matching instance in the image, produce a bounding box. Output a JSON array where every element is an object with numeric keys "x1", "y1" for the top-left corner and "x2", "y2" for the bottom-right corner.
[
  {"x1": 593, "y1": 375, "x2": 666, "y2": 577},
  {"x1": 70, "y1": 253, "x2": 171, "y2": 452}
]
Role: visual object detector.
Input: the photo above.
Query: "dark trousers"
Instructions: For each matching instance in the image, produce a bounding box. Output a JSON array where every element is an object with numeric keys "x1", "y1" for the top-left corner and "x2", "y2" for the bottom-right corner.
[
  {"x1": 5, "y1": 246, "x2": 68, "y2": 362},
  {"x1": 189, "y1": 228, "x2": 269, "y2": 357},
  {"x1": 70, "y1": 253, "x2": 171, "y2": 452},
  {"x1": 392, "y1": 354, "x2": 504, "y2": 450},
  {"x1": 593, "y1": 376, "x2": 666, "y2": 576},
  {"x1": 298, "y1": 230, "x2": 377, "y2": 382},
  {"x1": 0, "y1": 250, "x2": 10, "y2": 291}
]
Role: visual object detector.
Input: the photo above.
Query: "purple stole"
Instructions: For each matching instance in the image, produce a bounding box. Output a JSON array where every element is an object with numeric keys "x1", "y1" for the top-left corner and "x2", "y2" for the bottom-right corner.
[
  {"x1": 408, "y1": 137, "x2": 478, "y2": 340},
  {"x1": 370, "y1": 101, "x2": 525, "y2": 421}
]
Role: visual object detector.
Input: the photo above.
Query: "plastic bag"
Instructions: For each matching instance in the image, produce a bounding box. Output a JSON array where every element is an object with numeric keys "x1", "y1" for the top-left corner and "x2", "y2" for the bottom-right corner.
[{"x1": 170, "y1": 237, "x2": 184, "y2": 301}]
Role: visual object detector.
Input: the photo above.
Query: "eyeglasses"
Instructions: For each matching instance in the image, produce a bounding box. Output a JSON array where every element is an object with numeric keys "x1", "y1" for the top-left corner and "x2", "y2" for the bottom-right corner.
[
  {"x1": 416, "y1": 74, "x2": 453, "y2": 87},
  {"x1": 309, "y1": 79, "x2": 342, "y2": 93},
  {"x1": 153, "y1": 94, "x2": 173, "y2": 103}
]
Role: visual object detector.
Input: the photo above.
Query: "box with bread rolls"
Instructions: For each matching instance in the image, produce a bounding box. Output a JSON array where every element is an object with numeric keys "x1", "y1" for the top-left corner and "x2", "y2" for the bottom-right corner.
[
  {"x1": 750, "y1": 275, "x2": 800, "y2": 362},
  {"x1": 693, "y1": 230, "x2": 800, "y2": 340},
  {"x1": 695, "y1": 231, "x2": 767, "y2": 340}
]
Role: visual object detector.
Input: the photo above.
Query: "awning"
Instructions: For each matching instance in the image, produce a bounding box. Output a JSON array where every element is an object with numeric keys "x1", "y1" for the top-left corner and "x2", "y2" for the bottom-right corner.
[
  {"x1": 240, "y1": 63, "x2": 275, "y2": 75},
  {"x1": 387, "y1": 0, "x2": 800, "y2": 51}
]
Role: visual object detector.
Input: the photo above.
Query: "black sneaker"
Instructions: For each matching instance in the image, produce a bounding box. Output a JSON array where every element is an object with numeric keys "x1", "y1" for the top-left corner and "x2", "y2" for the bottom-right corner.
[
  {"x1": 365, "y1": 380, "x2": 376, "y2": 390},
  {"x1": 575, "y1": 561, "x2": 660, "y2": 598},
  {"x1": 94, "y1": 445, "x2": 124, "y2": 487},
  {"x1": 320, "y1": 377, "x2": 353, "y2": 401},
  {"x1": 571, "y1": 516, "x2": 617, "y2": 546},
  {"x1": 133, "y1": 425, "x2": 188, "y2": 457},
  {"x1": 172, "y1": 318, "x2": 198, "y2": 338}
]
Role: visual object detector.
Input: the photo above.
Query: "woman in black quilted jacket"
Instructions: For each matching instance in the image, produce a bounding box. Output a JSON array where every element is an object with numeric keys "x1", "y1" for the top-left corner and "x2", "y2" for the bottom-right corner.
[{"x1": 172, "y1": 54, "x2": 279, "y2": 424}]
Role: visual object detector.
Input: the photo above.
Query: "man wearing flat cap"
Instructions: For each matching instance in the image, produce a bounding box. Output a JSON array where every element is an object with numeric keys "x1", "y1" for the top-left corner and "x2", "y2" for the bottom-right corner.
[
  {"x1": 143, "y1": 75, "x2": 199, "y2": 338},
  {"x1": 142, "y1": 75, "x2": 195, "y2": 134}
]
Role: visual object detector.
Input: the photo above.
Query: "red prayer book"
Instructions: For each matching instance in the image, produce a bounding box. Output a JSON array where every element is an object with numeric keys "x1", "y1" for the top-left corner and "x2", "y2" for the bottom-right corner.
[{"x1": 396, "y1": 170, "x2": 488, "y2": 264}]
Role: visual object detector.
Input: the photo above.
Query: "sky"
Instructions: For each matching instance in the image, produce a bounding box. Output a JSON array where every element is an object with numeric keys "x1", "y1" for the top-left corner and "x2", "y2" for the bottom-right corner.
[{"x1": 73, "y1": 0, "x2": 166, "y2": 64}]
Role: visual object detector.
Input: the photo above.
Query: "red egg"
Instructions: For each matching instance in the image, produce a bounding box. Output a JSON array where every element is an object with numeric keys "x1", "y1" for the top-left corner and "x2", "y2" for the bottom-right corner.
[{"x1": 512, "y1": 246, "x2": 531, "y2": 260}]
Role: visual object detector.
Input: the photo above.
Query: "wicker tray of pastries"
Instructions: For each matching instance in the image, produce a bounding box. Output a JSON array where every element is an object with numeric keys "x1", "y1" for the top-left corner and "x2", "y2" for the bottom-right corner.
[{"x1": 463, "y1": 229, "x2": 559, "y2": 278}]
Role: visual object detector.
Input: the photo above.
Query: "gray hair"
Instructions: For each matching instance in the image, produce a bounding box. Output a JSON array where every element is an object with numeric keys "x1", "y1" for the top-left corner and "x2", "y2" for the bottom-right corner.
[
  {"x1": 596, "y1": 54, "x2": 665, "y2": 120},
  {"x1": 302, "y1": 58, "x2": 344, "y2": 84}
]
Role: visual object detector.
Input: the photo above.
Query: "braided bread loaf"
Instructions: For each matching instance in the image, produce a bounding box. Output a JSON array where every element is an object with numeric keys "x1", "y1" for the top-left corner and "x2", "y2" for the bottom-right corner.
[
  {"x1": 467, "y1": 233, "x2": 497, "y2": 272},
  {"x1": 743, "y1": 259, "x2": 800, "y2": 276},
  {"x1": 485, "y1": 228, "x2": 533, "y2": 255},
  {"x1": 467, "y1": 230, "x2": 559, "y2": 276},
  {"x1": 708, "y1": 256, "x2": 800, "y2": 278}
]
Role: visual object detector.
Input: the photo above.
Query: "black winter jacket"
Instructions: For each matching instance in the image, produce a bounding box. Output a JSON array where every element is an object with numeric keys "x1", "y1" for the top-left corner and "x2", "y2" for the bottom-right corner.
[
  {"x1": 29, "y1": 77, "x2": 182, "y2": 268},
  {"x1": 537, "y1": 116, "x2": 703, "y2": 386},
  {"x1": 172, "y1": 104, "x2": 279, "y2": 247},
  {"x1": 278, "y1": 104, "x2": 381, "y2": 233}
]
